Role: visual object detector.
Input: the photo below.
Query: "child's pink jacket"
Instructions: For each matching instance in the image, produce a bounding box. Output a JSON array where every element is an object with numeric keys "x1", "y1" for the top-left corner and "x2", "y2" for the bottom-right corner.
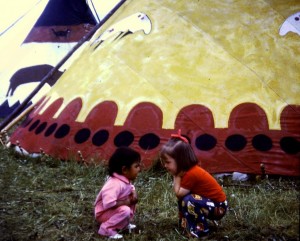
[{"x1": 94, "y1": 172, "x2": 135, "y2": 218}]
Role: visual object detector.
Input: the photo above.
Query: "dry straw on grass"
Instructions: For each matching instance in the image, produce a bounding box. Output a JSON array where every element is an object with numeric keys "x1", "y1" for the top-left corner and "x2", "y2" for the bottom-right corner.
[{"x1": 0, "y1": 145, "x2": 299, "y2": 241}]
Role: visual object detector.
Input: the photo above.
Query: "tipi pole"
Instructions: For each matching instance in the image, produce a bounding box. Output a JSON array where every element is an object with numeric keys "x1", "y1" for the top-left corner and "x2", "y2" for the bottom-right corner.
[{"x1": 1, "y1": 104, "x2": 34, "y2": 133}]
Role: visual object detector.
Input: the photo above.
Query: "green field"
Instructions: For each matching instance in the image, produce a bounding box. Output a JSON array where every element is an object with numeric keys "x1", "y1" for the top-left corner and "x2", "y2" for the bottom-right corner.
[{"x1": 0, "y1": 145, "x2": 299, "y2": 241}]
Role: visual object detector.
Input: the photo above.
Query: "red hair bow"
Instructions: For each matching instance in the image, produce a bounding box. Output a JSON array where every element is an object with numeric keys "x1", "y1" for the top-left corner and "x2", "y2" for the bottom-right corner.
[{"x1": 171, "y1": 129, "x2": 188, "y2": 143}]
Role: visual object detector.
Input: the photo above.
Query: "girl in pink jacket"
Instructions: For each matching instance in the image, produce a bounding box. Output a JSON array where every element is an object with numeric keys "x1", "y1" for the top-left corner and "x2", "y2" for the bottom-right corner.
[{"x1": 94, "y1": 147, "x2": 141, "y2": 239}]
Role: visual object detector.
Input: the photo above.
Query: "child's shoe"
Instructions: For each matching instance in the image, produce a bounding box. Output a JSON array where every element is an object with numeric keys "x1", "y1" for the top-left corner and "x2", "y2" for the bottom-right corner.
[
  {"x1": 126, "y1": 223, "x2": 136, "y2": 233},
  {"x1": 127, "y1": 223, "x2": 136, "y2": 230},
  {"x1": 190, "y1": 229, "x2": 209, "y2": 240},
  {"x1": 109, "y1": 233, "x2": 123, "y2": 239}
]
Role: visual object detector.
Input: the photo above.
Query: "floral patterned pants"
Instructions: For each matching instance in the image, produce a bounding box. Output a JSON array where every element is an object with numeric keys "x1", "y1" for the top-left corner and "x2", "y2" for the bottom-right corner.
[{"x1": 178, "y1": 194, "x2": 228, "y2": 238}]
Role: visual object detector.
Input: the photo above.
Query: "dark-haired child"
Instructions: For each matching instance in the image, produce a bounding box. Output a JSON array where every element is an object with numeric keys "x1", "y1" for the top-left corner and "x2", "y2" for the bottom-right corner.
[
  {"x1": 160, "y1": 131, "x2": 228, "y2": 238},
  {"x1": 94, "y1": 146, "x2": 141, "y2": 239}
]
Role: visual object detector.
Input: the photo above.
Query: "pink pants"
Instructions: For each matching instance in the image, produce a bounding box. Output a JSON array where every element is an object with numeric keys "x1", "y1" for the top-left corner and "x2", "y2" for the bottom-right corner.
[{"x1": 95, "y1": 205, "x2": 135, "y2": 236}]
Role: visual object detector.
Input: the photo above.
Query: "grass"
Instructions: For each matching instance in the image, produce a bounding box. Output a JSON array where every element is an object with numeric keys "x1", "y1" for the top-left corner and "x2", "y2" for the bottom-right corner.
[{"x1": 0, "y1": 145, "x2": 299, "y2": 241}]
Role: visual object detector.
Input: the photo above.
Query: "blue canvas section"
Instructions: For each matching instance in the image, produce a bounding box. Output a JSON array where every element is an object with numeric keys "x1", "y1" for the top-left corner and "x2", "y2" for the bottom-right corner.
[{"x1": 34, "y1": 0, "x2": 97, "y2": 26}]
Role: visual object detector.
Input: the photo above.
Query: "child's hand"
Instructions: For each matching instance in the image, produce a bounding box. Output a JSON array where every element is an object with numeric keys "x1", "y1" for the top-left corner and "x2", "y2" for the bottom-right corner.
[
  {"x1": 115, "y1": 198, "x2": 131, "y2": 207},
  {"x1": 177, "y1": 171, "x2": 186, "y2": 177},
  {"x1": 130, "y1": 191, "x2": 138, "y2": 205}
]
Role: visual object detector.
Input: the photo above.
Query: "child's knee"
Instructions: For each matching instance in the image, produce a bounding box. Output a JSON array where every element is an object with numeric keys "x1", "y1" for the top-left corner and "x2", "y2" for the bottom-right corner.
[
  {"x1": 118, "y1": 205, "x2": 131, "y2": 217},
  {"x1": 181, "y1": 194, "x2": 197, "y2": 206}
]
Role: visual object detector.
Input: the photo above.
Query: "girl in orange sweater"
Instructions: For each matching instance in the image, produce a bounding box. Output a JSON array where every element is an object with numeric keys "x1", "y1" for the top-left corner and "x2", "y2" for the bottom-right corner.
[{"x1": 160, "y1": 131, "x2": 228, "y2": 238}]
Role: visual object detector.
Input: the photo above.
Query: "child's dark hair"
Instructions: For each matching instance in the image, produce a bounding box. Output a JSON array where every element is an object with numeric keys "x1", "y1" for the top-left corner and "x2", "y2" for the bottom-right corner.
[
  {"x1": 160, "y1": 138, "x2": 198, "y2": 174},
  {"x1": 108, "y1": 146, "x2": 141, "y2": 176}
]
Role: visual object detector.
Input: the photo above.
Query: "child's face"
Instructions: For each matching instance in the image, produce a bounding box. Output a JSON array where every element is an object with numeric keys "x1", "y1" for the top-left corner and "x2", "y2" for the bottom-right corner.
[
  {"x1": 162, "y1": 154, "x2": 177, "y2": 175},
  {"x1": 123, "y1": 161, "x2": 141, "y2": 181}
]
